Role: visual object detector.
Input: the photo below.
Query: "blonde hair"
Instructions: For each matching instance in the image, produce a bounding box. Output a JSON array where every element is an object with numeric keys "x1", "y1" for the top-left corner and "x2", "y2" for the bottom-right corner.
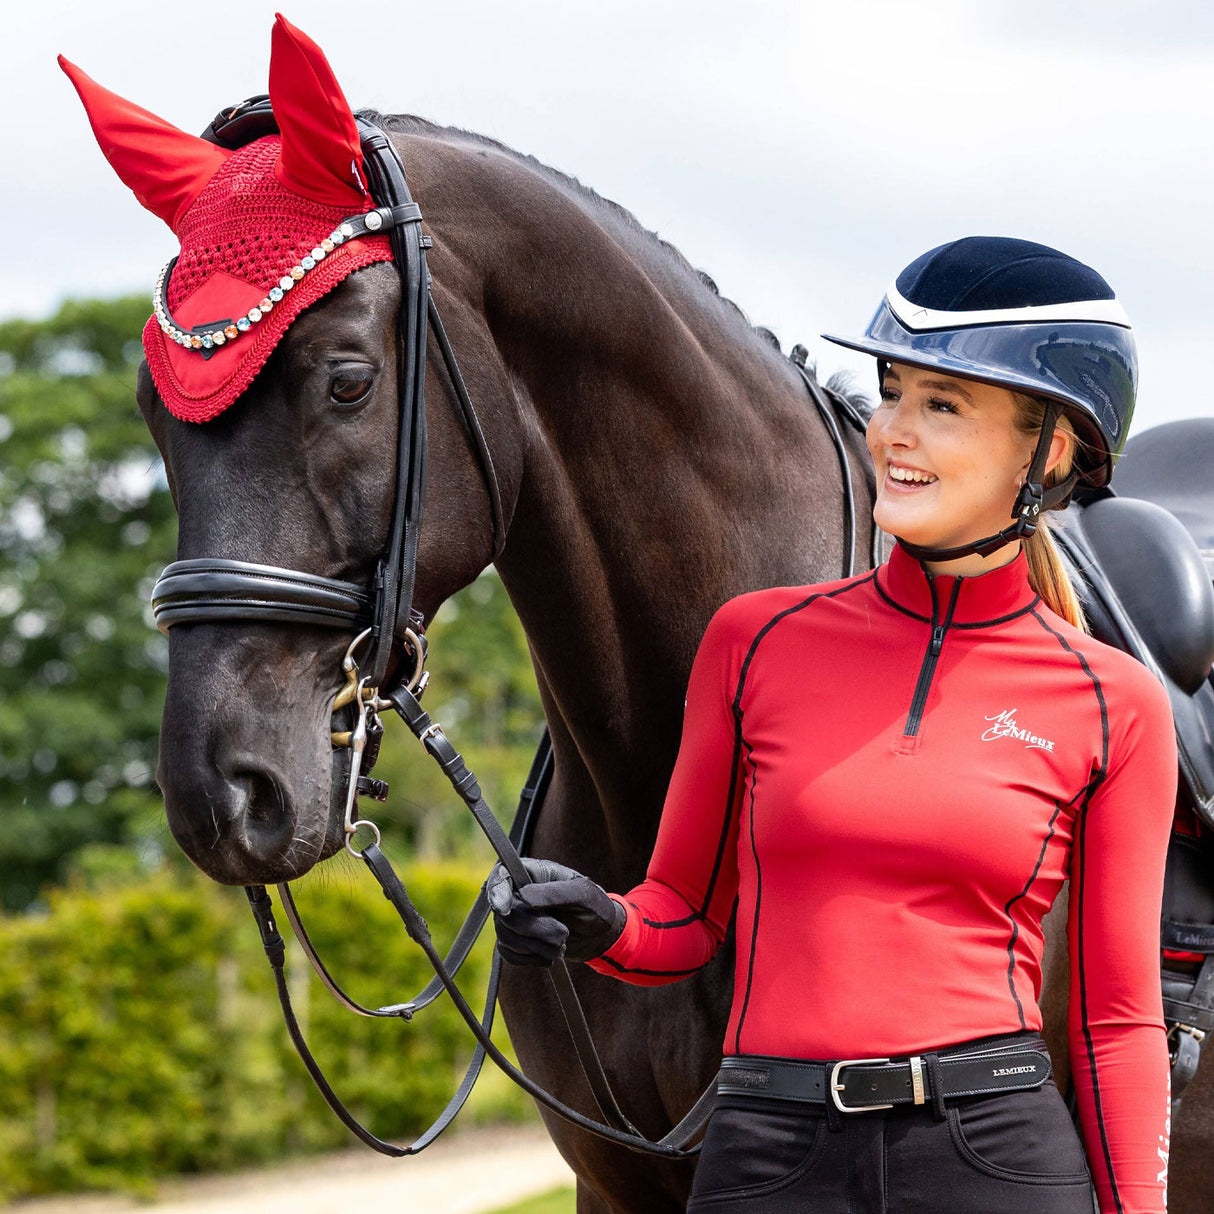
[{"x1": 1011, "y1": 393, "x2": 1087, "y2": 631}]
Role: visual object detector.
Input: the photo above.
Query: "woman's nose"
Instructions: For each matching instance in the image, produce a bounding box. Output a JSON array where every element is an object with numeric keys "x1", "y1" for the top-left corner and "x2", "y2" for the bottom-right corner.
[{"x1": 869, "y1": 400, "x2": 917, "y2": 451}]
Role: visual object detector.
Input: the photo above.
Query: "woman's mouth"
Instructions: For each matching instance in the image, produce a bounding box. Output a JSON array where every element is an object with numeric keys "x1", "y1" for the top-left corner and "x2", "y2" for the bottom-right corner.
[{"x1": 886, "y1": 465, "x2": 939, "y2": 488}]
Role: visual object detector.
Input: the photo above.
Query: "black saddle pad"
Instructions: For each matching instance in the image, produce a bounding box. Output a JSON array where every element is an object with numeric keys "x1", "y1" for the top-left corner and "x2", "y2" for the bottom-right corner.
[{"x1": 1114, "y1": 418, "x2": 1214, "y2": 573}]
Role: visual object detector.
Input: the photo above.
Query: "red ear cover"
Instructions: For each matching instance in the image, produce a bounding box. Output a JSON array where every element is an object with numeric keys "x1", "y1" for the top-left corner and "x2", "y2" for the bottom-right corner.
[
  {"x1": 269, "y1": 14, "x2": 367, "y2": 207},
  {"x1": 58, "y1": 55, "x2": 231, "y2": 231}
]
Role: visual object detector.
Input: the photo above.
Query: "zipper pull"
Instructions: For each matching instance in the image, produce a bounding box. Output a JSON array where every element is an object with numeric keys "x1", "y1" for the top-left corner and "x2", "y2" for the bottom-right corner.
[{"x1": 930, "y1": 625, "x2": 946, "y2": 656}]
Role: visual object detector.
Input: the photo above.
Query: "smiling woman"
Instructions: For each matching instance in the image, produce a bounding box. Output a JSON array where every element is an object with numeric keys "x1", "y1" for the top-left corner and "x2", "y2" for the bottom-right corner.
[
  {"x1": 490, "y1": 237, "x2": 1177, "y2": 1214},
  {"x1": 867, "y1": 365, "x2": 1085, "y2": 624},
  {"x1": 866, "y1": 365, "x2": 1060, "y2": 566}
]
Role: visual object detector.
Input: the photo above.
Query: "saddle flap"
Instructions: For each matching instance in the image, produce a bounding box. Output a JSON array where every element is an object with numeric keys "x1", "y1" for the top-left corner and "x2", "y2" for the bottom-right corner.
[
  {"x1": 1057, "y1": 498, "x2": 1214, "y2": 824},
  {"x1": 1115, "y1": 417, "x2": 1214, "y2": 574},
  {"x1": 1075, "y1": 496, "x2": 1214, "y2": 695}
]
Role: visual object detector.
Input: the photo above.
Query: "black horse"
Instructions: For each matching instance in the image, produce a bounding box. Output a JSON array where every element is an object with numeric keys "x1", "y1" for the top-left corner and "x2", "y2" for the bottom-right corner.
[{"x1": 134, "y1": 109, "x2": 872, "y2": 1208}]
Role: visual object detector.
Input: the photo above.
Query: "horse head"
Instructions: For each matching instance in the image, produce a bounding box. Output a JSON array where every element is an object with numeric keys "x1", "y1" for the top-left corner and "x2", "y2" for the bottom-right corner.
[{"x1": 64, "y1": 18, "x2": 519, "y2": 884}]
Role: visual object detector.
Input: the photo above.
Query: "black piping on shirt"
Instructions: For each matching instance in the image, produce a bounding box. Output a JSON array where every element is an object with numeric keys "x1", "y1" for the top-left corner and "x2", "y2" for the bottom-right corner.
[
  {"x1": 1002, "y1": 797, "x2": 1066, "y2": 1029},
  {"x1": 1030, "y1": 608, "x2": 1119, "y2": 1213}
]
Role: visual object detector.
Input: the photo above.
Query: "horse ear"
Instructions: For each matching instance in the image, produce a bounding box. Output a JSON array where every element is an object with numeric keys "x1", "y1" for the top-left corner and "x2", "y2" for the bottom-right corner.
[
  {"x1": 59, "y1": 56, "x2": 231, "y2": 231},
  {"x1": 269, "y1": 14, "x2": 367, "y2": 208}
]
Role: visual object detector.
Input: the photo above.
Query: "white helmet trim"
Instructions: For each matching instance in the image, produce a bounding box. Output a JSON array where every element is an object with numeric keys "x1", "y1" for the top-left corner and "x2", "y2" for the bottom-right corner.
[{"x1": 885, "y1": 280, "x2": 1131, "y2": 333}]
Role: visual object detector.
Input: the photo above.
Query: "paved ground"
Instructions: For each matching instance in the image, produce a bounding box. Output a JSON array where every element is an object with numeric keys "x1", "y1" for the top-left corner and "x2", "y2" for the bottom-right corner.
[{"x1": 8, "y1": 1127, "x2": 574, "y2": 1214}]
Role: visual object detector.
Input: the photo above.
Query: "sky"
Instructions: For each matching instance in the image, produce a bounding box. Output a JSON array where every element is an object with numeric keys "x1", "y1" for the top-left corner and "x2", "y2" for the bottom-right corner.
[{"x1": 9, "y1": 0, "x2": 1214, "y2": 432}]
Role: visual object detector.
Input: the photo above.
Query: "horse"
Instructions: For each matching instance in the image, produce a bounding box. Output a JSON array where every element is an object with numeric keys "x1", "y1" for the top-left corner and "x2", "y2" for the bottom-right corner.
[
  {"x1": 125, "y1": 103, "x2": 874, "y2": 1207},
  {"x1": 68, "y1": 30, "x2": 1211, "y2": 1208}
]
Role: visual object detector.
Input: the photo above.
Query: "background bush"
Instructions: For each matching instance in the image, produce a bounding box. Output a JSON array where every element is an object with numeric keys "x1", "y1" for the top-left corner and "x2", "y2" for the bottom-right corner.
[{"x1": 0, "y1": 860, "x2": 529, "y2": 1200}]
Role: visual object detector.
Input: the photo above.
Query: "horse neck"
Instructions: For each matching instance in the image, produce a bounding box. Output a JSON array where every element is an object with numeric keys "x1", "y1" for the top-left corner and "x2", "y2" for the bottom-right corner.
[{"x1": 420, "y1": 131, "x2": 868, "y2": 869}]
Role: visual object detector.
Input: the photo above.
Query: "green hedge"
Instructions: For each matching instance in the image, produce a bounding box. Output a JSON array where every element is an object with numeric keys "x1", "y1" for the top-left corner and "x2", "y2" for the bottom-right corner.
[{"x1": 0, "y1": 858, "x2": 530, "y2": 1200}]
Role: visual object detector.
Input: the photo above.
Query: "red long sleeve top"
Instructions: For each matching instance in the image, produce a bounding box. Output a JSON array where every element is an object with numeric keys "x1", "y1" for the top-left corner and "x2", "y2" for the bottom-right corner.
[{"x1": 589, "y1": 544, "x2": 1176, "y2": 1213}]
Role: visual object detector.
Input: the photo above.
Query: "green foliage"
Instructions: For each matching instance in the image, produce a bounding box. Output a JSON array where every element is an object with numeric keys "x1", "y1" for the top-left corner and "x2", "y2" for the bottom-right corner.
[
  {"x1": 0, "y1": 296, "x2": 174, "y2": 910},
  {"x1": 0, "y1": 861, "x2": 531, "y2": 1201},
  {"x1": 0, "y1": 297, "x2": 550, "y2": 1196}
]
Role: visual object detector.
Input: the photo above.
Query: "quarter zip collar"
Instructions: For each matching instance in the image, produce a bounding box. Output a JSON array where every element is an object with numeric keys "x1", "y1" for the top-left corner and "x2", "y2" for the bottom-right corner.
[{"x1": 878, "y1": 541, "x2": 1040, "y2": 627}]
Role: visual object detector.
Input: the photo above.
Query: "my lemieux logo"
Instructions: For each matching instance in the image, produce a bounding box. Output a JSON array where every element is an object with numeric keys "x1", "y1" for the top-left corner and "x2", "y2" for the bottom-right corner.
[{"x1": 982, "y1": 709, "x2": 1056, "y2": 752}]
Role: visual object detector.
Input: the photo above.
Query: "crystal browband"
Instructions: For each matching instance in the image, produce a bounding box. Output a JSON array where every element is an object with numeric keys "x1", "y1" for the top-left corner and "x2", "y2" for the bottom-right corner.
[{"x1": 152, "y1": 202, "x2": 421, "y2": 355}]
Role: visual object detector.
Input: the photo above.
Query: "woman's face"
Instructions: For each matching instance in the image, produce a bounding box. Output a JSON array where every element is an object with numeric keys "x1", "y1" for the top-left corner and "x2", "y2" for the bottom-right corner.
[{"x1": 866, "y1": 363, "x2": 1054, "y2": 568}]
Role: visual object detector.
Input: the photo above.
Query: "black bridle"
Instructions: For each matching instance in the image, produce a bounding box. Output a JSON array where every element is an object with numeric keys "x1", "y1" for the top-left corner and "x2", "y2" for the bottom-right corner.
[
  {"x1": 148, "y1": 102, "x2": 866, "y2": 1160},
  {"x1": 150, "y1": 99, "x2": 505, "y2": 693}
]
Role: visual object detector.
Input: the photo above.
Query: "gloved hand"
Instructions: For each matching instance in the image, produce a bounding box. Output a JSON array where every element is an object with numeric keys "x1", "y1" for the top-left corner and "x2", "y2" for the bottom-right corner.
[{"x1": 485, "y1": 857, "x2": 627, "y2": 967}]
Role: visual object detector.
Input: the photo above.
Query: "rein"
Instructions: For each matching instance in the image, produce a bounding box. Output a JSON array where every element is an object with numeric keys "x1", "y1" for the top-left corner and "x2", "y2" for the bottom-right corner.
[{"x1": 152, "y1": 101, "x2": 866, "y2": 1159}]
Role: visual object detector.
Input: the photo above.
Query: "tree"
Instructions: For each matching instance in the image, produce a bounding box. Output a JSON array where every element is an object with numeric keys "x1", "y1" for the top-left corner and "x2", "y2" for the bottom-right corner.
[{"x1": 0, "y1": 298, "x2": 175, "y2": 910}]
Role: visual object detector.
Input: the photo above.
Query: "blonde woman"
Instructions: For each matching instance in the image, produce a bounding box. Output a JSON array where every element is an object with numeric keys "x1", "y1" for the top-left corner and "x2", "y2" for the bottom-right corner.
[{"x1": 490, "y1": 238, "x2": 1175, "y2": 1213}]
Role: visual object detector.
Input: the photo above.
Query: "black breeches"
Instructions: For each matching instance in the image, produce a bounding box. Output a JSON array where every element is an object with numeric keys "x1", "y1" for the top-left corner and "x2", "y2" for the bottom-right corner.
[{"x1": 688, "y1": 1069, "x2": 1093, "y2": 1212}]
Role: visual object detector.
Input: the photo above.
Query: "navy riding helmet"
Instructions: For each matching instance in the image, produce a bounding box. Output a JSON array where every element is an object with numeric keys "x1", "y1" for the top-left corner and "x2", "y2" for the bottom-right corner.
[{"x1": 822, "y1": 237, "x2": 1137, "y2": 561}]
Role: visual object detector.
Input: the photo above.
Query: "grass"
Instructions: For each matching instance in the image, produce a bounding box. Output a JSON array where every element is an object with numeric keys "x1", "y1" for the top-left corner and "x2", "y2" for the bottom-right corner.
[{"x1": 486, "y1": 1186, "x2": 577, "y2": 1214}]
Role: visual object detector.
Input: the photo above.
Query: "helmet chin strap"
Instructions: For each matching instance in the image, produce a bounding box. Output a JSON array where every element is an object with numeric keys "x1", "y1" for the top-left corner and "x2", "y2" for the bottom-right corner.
[{"x1": 897, "y1": 402, "x2": 1078, "y2": 565}]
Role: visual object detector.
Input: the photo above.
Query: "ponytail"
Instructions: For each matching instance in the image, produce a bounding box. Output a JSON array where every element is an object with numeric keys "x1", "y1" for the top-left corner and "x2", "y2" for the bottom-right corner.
[
  {"x1": 1023, "y1": 517, "x2": 1085, "y2": 630},
  {"x1": 1012, "y1": 394, "x2": 1088, "y2": 632}
]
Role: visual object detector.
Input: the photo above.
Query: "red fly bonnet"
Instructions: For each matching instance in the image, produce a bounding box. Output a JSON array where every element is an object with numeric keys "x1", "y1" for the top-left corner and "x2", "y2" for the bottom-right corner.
[{"x1": 60, "y1": 14, "x2": 392, "y2": 422}]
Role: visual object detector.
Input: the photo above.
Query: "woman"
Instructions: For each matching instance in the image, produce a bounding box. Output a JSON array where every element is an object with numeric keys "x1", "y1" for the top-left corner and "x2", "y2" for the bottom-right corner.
[{"x1": 488, "y1": 237, "x2": 1176, "y2": 1213}]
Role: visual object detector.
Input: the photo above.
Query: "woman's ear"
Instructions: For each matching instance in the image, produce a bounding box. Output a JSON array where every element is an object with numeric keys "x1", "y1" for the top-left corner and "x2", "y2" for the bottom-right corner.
[
  {"x1": 1043, "y1": 425, "x2": 1071, "y2": 478},
  {"x1": 1016, "y1": 422, "x2": 1072, "y2": 484}
]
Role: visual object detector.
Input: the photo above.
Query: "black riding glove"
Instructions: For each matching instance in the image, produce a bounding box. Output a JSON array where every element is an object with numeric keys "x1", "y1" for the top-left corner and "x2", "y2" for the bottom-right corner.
[{"x1": 485, "y1": 857, "x2": 627, "y2": 967}]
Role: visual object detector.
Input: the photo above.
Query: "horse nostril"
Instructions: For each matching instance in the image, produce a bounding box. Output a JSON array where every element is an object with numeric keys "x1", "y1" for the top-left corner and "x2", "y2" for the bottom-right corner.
[{"x1": 226, "y1": 761, "x2": 297, "y2": 861}]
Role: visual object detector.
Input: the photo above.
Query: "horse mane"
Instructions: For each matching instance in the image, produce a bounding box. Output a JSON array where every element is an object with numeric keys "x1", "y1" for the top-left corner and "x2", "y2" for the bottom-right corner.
[{"x1": 360, "y1": 108, "x2": 870, "y2": 419}]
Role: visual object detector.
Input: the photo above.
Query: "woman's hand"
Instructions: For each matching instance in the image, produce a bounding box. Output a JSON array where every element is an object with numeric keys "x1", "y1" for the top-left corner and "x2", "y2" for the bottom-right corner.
[{"x1": 485, "y1": 858, "x2": 627, "y2": 966}]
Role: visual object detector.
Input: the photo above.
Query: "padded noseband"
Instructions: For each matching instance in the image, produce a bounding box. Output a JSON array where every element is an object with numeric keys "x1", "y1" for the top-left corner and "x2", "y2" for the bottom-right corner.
[{"x1": 152, "y1": 559, "x2": 372, "y2": 633}]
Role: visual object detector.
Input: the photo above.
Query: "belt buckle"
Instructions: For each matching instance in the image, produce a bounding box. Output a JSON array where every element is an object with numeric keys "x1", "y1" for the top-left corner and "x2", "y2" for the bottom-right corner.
[{"x1": 829, "y1": 1056, "x2": 893, "y2": 1113}]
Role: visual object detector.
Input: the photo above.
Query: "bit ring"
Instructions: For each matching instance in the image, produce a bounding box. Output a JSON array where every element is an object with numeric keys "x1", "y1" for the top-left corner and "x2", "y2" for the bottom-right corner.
[{"x1": 345, "y1": 818, "x2": 382, "y2": 857}]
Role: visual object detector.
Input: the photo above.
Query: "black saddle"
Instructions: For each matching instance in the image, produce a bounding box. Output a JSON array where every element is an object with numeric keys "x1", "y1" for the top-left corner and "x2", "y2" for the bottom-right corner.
[
  {"x1": 1055, "y1": 495, "x2": 1214, "y2": 824},
  {"x1": 1114, "y1": 417, "x2": 1214, "y2": 579}
]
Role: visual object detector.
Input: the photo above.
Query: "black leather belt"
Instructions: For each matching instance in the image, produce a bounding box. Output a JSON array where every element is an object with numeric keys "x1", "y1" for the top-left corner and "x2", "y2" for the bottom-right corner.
[{"x1": 718, "y1": 1042, "x2": 1051, "y2": 1114}]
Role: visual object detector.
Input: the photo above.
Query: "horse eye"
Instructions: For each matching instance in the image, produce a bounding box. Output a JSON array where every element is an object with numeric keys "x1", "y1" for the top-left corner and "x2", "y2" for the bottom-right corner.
[{"x1": 330, "y1": 373, "x2": 374, "y2": 407}]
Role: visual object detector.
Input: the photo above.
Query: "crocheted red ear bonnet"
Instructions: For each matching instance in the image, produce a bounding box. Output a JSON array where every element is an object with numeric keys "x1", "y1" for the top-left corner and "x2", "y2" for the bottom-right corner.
[{"x1": 60, "y1": 15, "x2": 393, "y2": 422}]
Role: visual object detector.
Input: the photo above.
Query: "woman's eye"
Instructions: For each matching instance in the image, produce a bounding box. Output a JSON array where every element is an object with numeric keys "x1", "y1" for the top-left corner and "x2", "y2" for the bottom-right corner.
[
  {"x1": 330, "y1": 373, "x2": 374, "y2": 406},
  {"x1": 928, "y1": 398, "x2": 959, "y2": 414},
  {"x1": 879, "y1": 388, "x2": 900, "y2": 404}
]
